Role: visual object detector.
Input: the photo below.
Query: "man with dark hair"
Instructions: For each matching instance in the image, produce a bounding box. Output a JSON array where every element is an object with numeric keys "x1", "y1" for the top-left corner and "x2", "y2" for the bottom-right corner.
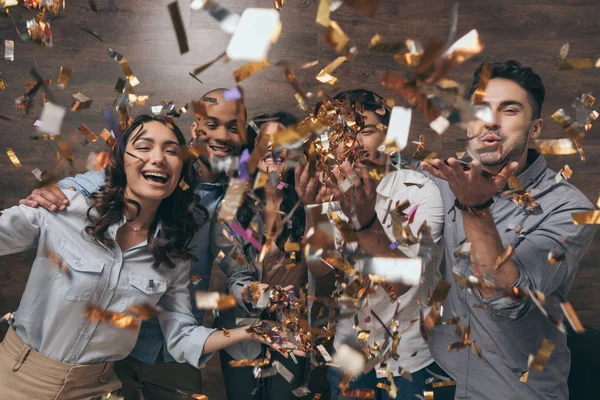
[
  {"x1": 420, "y1": 60, "x2": 596, "y2": 399},
  {"x1": 299, "y1": 89, "x2": 446, "y2": 399}
]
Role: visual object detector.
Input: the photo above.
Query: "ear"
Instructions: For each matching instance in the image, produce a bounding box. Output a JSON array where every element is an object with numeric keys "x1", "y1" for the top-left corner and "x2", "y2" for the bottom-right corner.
[
  {"x1": 191, "y1": 121, "x2": 199, "y2": 139},
  {"x1": 529, "y1": 118, "x2": 543, "y2": 140}
]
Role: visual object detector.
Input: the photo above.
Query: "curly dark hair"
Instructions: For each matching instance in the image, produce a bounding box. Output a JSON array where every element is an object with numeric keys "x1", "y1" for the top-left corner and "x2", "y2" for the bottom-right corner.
[
  {"x1": 85, "y1": 115, "x2": 206, "y2": 268},
  {"x1": 236, "y1": 112, "x2": 305, "y2": 256},
  {"x1": 469, "y1": 60, "x2": 546, "y2": 119}
]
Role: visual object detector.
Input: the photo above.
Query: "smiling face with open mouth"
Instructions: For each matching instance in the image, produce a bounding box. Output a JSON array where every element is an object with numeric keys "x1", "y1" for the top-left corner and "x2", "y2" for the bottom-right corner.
[
  {"x1": 191, "y1": 90, "x2": 245, "y2": 160},
  {"x1": 124, "y1": 121, "x2": 183, "y2": 203}
]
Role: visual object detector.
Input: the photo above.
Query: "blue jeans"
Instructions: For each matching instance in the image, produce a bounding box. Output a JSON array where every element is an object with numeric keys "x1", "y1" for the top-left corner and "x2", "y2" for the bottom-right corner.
[{"x1": 327, "y1": 364, "x2": 427, "y2": 400}]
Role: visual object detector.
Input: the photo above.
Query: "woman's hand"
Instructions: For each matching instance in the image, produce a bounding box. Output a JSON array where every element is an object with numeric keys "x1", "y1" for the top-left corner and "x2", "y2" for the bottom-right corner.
[{"x1": 249, "y1": 320, "x2": 306, "y2": 358}]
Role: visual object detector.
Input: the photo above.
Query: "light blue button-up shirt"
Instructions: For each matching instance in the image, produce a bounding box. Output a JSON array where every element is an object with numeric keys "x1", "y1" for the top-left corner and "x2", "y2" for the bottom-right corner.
[
  {"x1": 0, "y1": 189, "x2": 216, "y2": 367},
  {"x1": 59, "y1": 170, "x2": 227, "y2": 364}
]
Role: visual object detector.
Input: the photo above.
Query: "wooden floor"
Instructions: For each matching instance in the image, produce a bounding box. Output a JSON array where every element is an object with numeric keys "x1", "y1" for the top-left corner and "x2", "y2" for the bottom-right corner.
[{"x1": 1, "y1": 1, "x2": 599, "y2": 398}]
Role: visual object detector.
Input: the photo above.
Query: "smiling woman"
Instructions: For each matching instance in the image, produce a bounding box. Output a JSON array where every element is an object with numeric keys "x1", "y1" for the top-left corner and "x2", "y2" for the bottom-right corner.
[
  {"x1": 85, "y1": 115, "x2": 199, "y2": 268},
  {"x1": 0, "y1": 114, "x2": 299, "y2": 400}
]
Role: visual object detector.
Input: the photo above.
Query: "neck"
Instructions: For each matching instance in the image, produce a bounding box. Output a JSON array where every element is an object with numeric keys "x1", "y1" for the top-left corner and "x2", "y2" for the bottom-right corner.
[
  {"x1": 197, "y1": 158, "x2": 226, "y2": 184},
  {"x1": 123, "y1": 190, "x2": 160, "y2": 231}
]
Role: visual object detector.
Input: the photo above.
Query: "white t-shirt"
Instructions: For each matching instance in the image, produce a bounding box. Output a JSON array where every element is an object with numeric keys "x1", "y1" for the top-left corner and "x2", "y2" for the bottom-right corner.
[{"x1": 332, "y1": 168, "x2": 445, "y2": 376}]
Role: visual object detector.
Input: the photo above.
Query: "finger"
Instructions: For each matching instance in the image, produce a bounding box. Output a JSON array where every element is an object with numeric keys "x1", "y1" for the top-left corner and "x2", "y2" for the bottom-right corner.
[
  {"x1": 38, "y1": 188, "x2": 64, "y2": 209},
  {"x1": 305, "y1": 176, "x2": 320, "y2": 203},
  {"x1": 19, "y1": 198, "x2": 39, "y2": 208},
  {"x1": 28, "y1": 193, "x2": 58, "y2": 211},
  {"x1": 359, "y1": 167, "x2": 375, "y2": 194},
  {"x1": 49, "y1": 185, "x2": 69, "y2": 205},
  {"x1": 340, "y1": 160, "x2": 353, "y2": 177},
  {"x1": 432, "y1": 159, "x2": 455, "y2": 180},
  {"x1": 446, "y1": 158, "x2": 466, "y2": 181},
  {"x1": 495, "y1": 161, "x2": 519, "y2": 187},
  {"x1": 315, "y1": 185, "x2": 329, "y2": 203},
  {"x1": 283, "y1": 285, "x2": 294, "y2": 291},
  {"x1": 421, "y1": 161, "x2": 448, "y2": 181},
  {"x1": 470, "y1": 158, "x2": 482, "y2": 177}
]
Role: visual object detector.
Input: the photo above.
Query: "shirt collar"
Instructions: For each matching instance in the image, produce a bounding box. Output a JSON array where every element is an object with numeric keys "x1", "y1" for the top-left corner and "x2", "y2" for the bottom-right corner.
[{"x1": 516, "y1": 149, "x2": 547, "y2": 188}]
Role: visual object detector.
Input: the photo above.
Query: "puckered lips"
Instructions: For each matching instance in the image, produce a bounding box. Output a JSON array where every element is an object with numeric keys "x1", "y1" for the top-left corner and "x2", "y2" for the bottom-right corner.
[{"x1": 141, "y1": 169, "x2": 171, "y2": 186}]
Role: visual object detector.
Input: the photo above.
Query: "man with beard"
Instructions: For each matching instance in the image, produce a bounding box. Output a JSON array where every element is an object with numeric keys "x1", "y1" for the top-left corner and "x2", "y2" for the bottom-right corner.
[
  {"x1": 18, "y1": 88, "x2": 262, "y2": 399},
  {"x1": 418, "y1": 60, "x2": 596, "y2": 399}
]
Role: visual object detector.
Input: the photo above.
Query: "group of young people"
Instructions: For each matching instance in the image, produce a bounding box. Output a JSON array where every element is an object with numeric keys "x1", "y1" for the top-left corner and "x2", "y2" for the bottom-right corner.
[{"x1": 0, "y1": 60, "x2": 595, "y2": 400}]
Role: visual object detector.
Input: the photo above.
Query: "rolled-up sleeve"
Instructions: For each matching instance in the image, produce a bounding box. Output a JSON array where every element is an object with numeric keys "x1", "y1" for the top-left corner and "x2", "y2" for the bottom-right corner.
[
  {"x1": 0, "y1": 201, "x2": 49, "y2": 256},
  {"x1": 158, "y1": 259, "x2": 218, "y2": 368},
  {"x1": 211, "y1": 221, "x2": 262, "y2": 315},
  {"x1": 477, "y1": 202, "x2": 597, "y2": 320},
  {"x1": 58, "y1": 170, "x2": 106, "y2": 197}
]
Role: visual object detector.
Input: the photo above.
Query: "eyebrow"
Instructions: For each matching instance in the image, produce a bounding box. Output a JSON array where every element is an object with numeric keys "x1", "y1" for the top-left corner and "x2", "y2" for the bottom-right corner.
[
  {"x1": 480, "y1": 100, "x2": 525, "y2": 109},
  {"x1": 135, "y1": 137, "x2": 181, "y2": 147},
  {"x1": 203, "y1": 116, "x2": 238, "y2": 125}
]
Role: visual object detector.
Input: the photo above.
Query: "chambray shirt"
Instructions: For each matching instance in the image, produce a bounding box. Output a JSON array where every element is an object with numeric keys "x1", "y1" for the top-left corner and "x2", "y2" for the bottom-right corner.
[
  {"x1": 59, "y1": 171, "x2": 226, "y2": 364},
  {"x1": 0, "y1": 189, "x2": 216, "y2": 366},
  {"x1": 333, "y1": 168, "x2": 445, "y2": 377},
  {"x1": 420, "y1": 151, "x2": 596, "y2": 399}
]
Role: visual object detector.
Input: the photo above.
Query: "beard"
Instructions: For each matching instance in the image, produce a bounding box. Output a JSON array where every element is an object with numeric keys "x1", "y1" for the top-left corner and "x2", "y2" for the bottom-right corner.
[{"x1": 477, "y1": 125, "x2": 531, "y2": 167}]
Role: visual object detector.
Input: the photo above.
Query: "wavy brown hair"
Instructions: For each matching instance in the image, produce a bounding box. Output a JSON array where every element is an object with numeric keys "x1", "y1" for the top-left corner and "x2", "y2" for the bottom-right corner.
[{"x1": 85, "y1": 115, "x2": 206, "y2": 268}]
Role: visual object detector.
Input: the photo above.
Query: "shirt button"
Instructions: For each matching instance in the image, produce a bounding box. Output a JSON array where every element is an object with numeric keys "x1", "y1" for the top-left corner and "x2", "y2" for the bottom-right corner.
[
  {"x1": 109, "y1": 284, "x2": 116, "y2": 290},
  {"x1": 70, "y1": 356, "x2": 76, "y2": 360},
  {"x1": 83, "y1": 332, "x2": 90, "y2": 338}
]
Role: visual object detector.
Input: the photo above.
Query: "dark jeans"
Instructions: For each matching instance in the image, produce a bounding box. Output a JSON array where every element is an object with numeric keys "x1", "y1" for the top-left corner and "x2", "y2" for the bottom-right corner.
[
  {"x1": 220, "y1": 349, "x2": 331, "y2": 400},
  {"x1": 114, "y1": 355, "x2": 204, "y2": 400},
  {"x1": 327, "y1": 363, "x2": 427, "y2": 400},
  {"x1": 423, "y1": 362, "x2": 457, "y2": 400}
]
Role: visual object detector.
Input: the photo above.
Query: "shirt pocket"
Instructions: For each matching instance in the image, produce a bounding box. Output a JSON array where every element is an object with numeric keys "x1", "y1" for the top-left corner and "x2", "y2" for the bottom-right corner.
[
  {"x1": 55, "y1": 241, "x2": 104, "y2": 301},
  {"x1": 127, "y1": 274, "x2": 168, "y2": 305}
]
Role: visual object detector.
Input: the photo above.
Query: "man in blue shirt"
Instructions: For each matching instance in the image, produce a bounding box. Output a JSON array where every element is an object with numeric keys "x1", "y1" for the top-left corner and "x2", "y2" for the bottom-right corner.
[{"x1": 20, "y1": 88, "x2": 260, "y2": 399}]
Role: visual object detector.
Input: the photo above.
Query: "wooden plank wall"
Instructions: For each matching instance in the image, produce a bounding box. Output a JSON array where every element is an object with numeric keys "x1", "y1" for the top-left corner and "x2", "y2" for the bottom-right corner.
[{"x1": 0, "y1": 1, "x2": 598, "y2": 396}]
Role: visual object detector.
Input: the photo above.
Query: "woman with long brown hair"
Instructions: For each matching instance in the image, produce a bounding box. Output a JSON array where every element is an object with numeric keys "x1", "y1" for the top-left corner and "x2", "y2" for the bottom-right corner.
[{"x1": 0, "y1": 115, "x2": 290, "y2": 399}]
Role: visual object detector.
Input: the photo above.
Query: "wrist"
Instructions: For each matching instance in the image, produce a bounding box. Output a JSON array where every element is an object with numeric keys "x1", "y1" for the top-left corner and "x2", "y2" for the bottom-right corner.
[
  {"x1": 455, "y1": 197, "x2": 494, "y2": 211},
  {"x1": 352, "y1": 213, "x2": 378, "y2": 232}
]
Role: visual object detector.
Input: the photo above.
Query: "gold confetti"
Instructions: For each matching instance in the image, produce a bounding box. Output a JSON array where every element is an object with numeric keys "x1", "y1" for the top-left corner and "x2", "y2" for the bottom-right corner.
[
  {"x1": 194, "y1": 292, "x2": 237, "y2": 310},
  {"x1": 229, "y1": 358, "x2": 270, "y2": 368},
  {"x1": 85, "y1": 305, "x2": 139, "y2": 330},
  {"x1": 233, "y1": 60, "x2": 270, "y2": 82},
  {"x1": 528, "y1": 338, "x2": 555, "y2": 372},
  {"x1": 316, "y1": 0, "x2": 332, "y2": 27},
  {"x1": 560, "y1": 301, "x2": 585, "y2": 333},
  {"x1": 369, "y1": 34, "x2": 406, "y2": 53},
  {"x1": 179, "y1": 179, "x2": 190, "y2": 191},
  {"x1": 56, "y1": 66, "x2": 73, "y2": 89},
  {"x1": 71, "y1": 92, "x2": 93, "y2": 111},
  {"x1": 100, "y1": 129, "x2": 117, "y2": 148},
  {"x1": 78, "y1": 124, "x2": 99, "y2": 142},
  {"x1": 168, "y1": 1, "x2": 189, "y2": 54},
  {"x1": 5, "y1": 148, "x2": 22, "y2": 167},
  {"x1": 324, "y1": 21, "x2": 350, "y2": 53},
  {"x1": 191, "y1": 51, "x2": 226, "y2": 76},
  {"x1": 532, "y1": 139, "x2": 578, "y2": 155},
  {"x1": 472, "y1": 63, "x2": 492, "y2": 104},
  {"x1": 494, "y1": 245, "x2": 514, "y2": 270},
  {"x1": 572, "y1": 210, "x2": 600, "y2": 225},
  {"x1": 432, "y1": 380, "x2": 457, "y2": 388},
  {"x1": 222, "y1": 327, "x2": 231, "y2": 337},
  {"x1": 316, "y1": 56, "x2": 346, "y2": 85},
  {"x1": 126, "y1": 303, "x2": 160, "y2": 320},
  {"x1": 519, "y1": 370, "x2": 529, "y2": 383}
]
